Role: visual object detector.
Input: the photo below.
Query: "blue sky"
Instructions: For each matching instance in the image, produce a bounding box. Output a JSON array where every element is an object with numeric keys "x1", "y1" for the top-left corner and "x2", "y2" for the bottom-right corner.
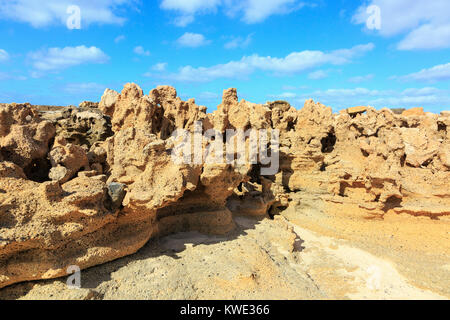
[{"x1": 0, "y1": 0, "x2": 449, "y2": 112}]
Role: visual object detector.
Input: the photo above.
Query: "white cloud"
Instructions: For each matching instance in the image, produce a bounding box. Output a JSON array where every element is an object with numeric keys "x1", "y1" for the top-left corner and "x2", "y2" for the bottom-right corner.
[
  {"x1": 396, "y1": 63, "x2": 450, "y2": 83},
  {"x1": 0, "y1": 49, "x2": 9, "y2": 61},
  {"x1": 281, "y1": 84, "x2": 309, "y2": 91},
  {"x1": 198, "y1": 91, "x2": 220, "y2": 100},
  {"x1": 225, "y1": 0, "x2": 303, "y2": 24},
  {"x1": 397, "y1": 24, "x2": 450, "y2": 50},
  {"x1": 352, "y1": 0, "x2": 450, "y2": 50},
  {"x1": 161, "y1": 0, "x2": 221, "y2": 14},
  {"x1": 224, "y1": 34, "x2": 253, "y2": 49},
  {"x1": 0, "y1": 0, "x2": 136, "y2": 28},
  {"x1": 155, "y1": 43, "x2": 374, "y2": 82},
  {"x1": 115, "y1": 35, "x2": 126, "y2": 43},
  {"x1": 29, "y1": 45, "x2": 109, "y2": 73},
  {"x1": 0, "y1": 72, "x2": 27, "y2": 81},
  {"x1": 134, "y1": 46, "x2": 150, "y2": 56},
  {"x1": 152, "y1": 62, "x2": 168, "y2": 71},
  {"x1": 349, "y1": 74, "x2": 374, "y2": 83},
  {"x1": 173, "y1": 15, "x2": 195, "y2": 27},
  {"x1": 160, "y1": 0, "x2": 220, "y2": 26},
  {"x1": 281, "y1": 85, "x2": 297, "y2": 91},
  {"x1": 268, "y1": 92, "x2": 297, "y2": 99},
  {"x1": 162, "y1": 61, "x2": 253, "y2": 82},
  {"x1": 63, "y1": 82, "x2": 105, "y2": 95},
  {"x1": 308, "y1": 70, "x2": 327, "y2": 80},
  {"x1": 368, "y1": 88, "x2": 449, "y2": 108},
  {"x1": 400, "y1": 87, "x2": 441, "y2": 96},
  {"x1": 270, "y1": 87, "x2": 450, "y2": 111},
  {"x1": 160, "y1": 0, "x2": 309, "y2": 26},
  {"x1": 245, "y1": 43, "x2": 374, "y2": 74},
  {"x1": 310, "y1": 88, "x2": 382, "y2": 98},
  {"x1": 176, "y1": 32, "x2": 211, "y2": 47}
]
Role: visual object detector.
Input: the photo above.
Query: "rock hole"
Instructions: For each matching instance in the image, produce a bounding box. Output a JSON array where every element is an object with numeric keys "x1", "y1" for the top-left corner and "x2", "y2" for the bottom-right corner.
[
  {"x1": 400, "y1": 154, "x2": 406, "y2": 167},
  {"x1": 382, "y1": 196, "x2": 402, "y2": 213},
  {"x1": 321, "y1": 131, "x2": 336, "y2": 153},
  {"x1": 421, "y1": 159, "x2": 432, "y2": 168},
  {"x1": 249, "y1": 164, "x2": 262, "y2": 184},
  {"x1": 400, "y1": 120, "x2": 409, "y2": 128},
  {"x1": 268, "y1": 204, "x2": 288, "y2": 220},
  {"x1": 338, "y1": 182, "x2": 349, "y2": 197},
  {"x1": 23, "y1": 158, "x2": 52, "y2": 183},
  {"x1": 286, "y1": 121, "x2": 295, "y2": 132},
  {"x1": 0, "y1": 148, "x2": 14, "y2": 161}
]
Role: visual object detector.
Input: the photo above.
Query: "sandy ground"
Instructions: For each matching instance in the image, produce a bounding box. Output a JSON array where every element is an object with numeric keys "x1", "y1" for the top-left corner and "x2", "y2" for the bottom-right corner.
[
  {"x1": 1, "y1": 203, "x2": 448, "y2": 300},
  {"x1": 284, "y1": 193, "x2": 450, "y2": 299}
]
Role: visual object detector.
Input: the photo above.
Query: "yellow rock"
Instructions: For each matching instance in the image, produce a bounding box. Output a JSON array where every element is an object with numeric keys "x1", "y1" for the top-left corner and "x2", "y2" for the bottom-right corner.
[
  {"x1": 347, "y1": 106, "x2": 367, "y2": 115},
  {"x1": 402, "y1": 107, "x2": 425, "y2": 116}
]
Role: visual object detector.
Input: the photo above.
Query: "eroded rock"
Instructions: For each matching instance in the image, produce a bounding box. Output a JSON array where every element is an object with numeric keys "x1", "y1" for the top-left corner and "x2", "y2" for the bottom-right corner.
[
  {"x1": 0, "y1": 103, "x2": 55, "y2": 170},
  {"x1": 1, "y1": 83, "x2": 449, "y2": 292}
]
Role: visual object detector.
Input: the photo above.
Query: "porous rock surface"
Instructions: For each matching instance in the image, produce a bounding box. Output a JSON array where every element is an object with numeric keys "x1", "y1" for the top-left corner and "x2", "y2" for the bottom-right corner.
[{"x1": 0, "y1": 84, "x2": 449, "y2": 298}]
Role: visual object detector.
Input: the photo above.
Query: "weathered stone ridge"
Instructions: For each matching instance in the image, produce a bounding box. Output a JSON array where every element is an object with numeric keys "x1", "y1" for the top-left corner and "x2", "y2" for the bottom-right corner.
[{"x1": 0, "y1": 83, "x2": 449, "y2": 290}]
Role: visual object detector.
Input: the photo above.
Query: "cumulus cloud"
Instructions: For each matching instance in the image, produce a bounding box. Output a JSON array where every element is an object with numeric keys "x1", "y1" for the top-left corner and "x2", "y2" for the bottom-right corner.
[
  {"x1": 160, "y1": 0, "x2": 310, "y2": 26},
  {"x1": 352, "y1": 0, "x2": 450, "y2": 50},
  {"x1": 395, "y1": 63, "x2": 450, "y2": 83},
  {"x1": 155, "y1": 43, "x2": 374, "y2": 82},
  {"x1": 134, "y1": 46, "x2": 150, "y2": 56},
  {"x1": 29, "y1": 45, "x2": 109, "y2": 73},
  {"x1": 0, "y1": 49, "x2": 9, "y2": 62},
  {"x1": 0, "y1": 0, "x2": 137, "y2": 28},
  {"x1": 176, "y1": 32, "x2": 211, "y2": 47},
  {"x1": 142, "y1": 63, "x2": 169, "y2": 77},
  {"x1": 397, "y1": 24, "x2": 450, "y2": 50},
  {"x1": 224, "y1": 34, "x2": 253, "y2": 49}
]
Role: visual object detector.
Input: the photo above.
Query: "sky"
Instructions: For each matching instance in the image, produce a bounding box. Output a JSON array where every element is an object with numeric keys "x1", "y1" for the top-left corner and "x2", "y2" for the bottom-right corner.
[{"x1": 0, "y1": 0, "x2": 449, "y2": 113}]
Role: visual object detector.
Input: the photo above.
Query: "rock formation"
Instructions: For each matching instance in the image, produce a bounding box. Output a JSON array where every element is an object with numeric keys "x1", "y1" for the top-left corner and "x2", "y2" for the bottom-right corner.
[{"x1": 0, "y1": 84, "x2": 449, "y2": 292}]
